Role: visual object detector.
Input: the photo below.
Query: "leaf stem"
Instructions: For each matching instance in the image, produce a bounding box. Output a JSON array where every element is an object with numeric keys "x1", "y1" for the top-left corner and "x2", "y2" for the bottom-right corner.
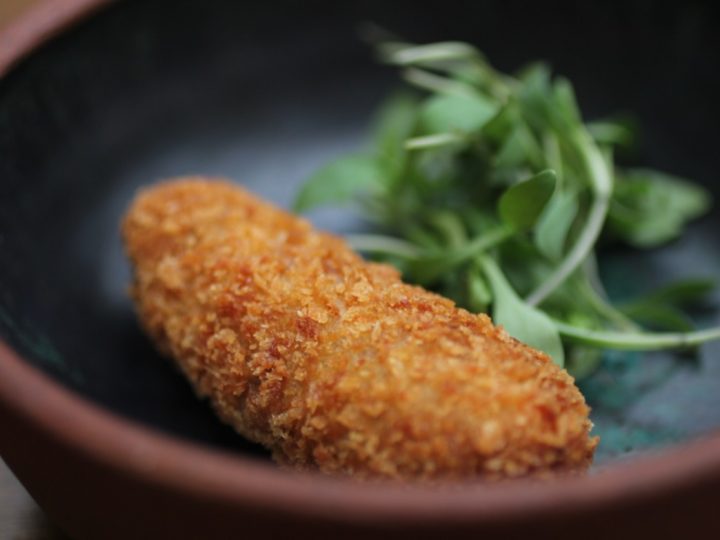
[
  {"x1": 403, "y1": 68, "x2": 477, "y2": 97},
  {"x1": 415, "y1": 226, "x2": 515, "y2": 283},
  {"x1": 526, "y1": 130, "x2": 613, "y2": 306},
  {"x1": 384, "y1": 41, "x2": 480, "y2": 66},
  {"x1": 554, "y1": 320, "x2": 720, "y2": 351},
  {"x1": 345, "y1": 234, "x2": 423, "y2": 259},
  {"x1": 576, "y1": 258, "x2": 641, "y2": 331},
  {"x1": 460, "y1": 226, "x2": 515, "y2": 258},
  {"x1": 405, "y1": 132, "x2": 465, "y2": 150}
]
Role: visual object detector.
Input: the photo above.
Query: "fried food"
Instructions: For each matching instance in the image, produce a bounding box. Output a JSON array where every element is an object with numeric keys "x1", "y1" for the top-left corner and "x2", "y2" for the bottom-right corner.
[{"x1": 122, "y1": 178, "x2": 597, "y2": 480}]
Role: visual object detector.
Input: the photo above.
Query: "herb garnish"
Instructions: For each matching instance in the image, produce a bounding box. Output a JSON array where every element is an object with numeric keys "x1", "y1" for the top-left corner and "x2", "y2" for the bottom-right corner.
[{"x1": 294, "y1": 40, "x2": 720, "y2": 373}]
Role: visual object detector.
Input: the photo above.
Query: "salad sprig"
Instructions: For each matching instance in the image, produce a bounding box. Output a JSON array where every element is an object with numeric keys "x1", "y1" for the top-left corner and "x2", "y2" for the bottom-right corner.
[{"x1": 294, "y1": 40, "x2": 719, "y2": 374}]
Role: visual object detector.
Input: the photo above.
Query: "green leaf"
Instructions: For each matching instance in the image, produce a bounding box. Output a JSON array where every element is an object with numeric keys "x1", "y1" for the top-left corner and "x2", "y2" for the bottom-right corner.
[
  {"x1": 482, "y1": 102, "x2": 545, "y2": 172},
  {"x1": 516, "y1": 67, "x2": 582, "y2": 139},
  {"x1": 427, "y1": 210, "x2": 468, "y2": 248},
  {"x1": 542, "y1": 131, "x2": 564, "y2": 179},
  {"x1": 374, "y1": 92, "x2": 419, "y2": 176},
  {"x1": 492, "y1": 128, "x2": 527, "y2": 170},
  {"x1": 552, "y1": 77, "x2": 581, "y2": 129},
  {"x1": 619, "y1": 277, "x2": 717, "y2": 332},
  {"x1": 535, "y1": 189, "x2": 579, "y2": 260},
  {"x1": 405, "y1": 226, "x2": 514, "y2": 285},
  {"x1": 294, "y1": 155, "x2": 384, "y2": 213},
  {"x1": 608, "y1": 169, "x2": 712, "y2": 247},
  {"x1": 467, "y1": 267, "x2": 493, "y2": 313},
  {"x1": 587, "y1": 118, "x2": 637, "y2": 149},
  {"x1": 498, "y1": 169, "x2": 557, "y2": 231},
  {"x1": 482, "y1": 100, "x2": 519, "y2": 143},
  {"x1": 638, "y1": 278, "x2": 717, "y2": 307},
  {"x1": 420, "y1": 93, "x2": 497, "y2": 135},
  {"x1": 516, "y1": 62, "x2": 553, "y2": 131},
  {"x1": 480, "y1": 256, "x2": 565, "y2": 366},
  {"x1": 566, "y1": 346, "x2": 603, "y2": 380},
  {"x1": 412, "y1": 144, "x2": 463, "y2": 184},
  {"x1": 493, "y1": 123, "x2": 544, "y2": 170}
]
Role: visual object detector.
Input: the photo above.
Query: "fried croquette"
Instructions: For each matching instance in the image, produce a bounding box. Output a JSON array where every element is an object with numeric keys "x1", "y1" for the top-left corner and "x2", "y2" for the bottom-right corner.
[{"x1": 122, "y1": 178, "x2": 597, "y2": 480}]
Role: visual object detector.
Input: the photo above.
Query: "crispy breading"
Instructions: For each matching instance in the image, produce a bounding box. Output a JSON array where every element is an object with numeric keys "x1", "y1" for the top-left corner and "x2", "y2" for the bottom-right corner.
[{"x1": 122, "y1": 178, "x2": 597, "y2": 480}]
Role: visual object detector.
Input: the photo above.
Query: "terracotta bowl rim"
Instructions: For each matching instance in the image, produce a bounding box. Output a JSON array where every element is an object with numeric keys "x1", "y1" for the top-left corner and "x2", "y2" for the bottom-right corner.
[{"x1": 2, "y1": 0, "x2": 720, "y2": 526}]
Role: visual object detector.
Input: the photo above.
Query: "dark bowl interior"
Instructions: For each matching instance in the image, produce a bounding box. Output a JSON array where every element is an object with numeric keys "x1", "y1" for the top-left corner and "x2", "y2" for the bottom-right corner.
[{"x1": 1, "y1": 0, "x2": 720, "y2": 469}]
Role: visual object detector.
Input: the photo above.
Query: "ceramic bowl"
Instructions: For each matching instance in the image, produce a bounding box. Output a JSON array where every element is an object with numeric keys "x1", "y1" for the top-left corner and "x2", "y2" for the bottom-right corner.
[{"x1": 1, "y1": 1, "x2": 719, "y2": 538}]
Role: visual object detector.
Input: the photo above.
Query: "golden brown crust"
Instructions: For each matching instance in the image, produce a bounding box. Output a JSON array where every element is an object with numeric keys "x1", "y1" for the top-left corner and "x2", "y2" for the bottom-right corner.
[{"x1": 122, "y1": 178, "x2": 597, "y2": 480}]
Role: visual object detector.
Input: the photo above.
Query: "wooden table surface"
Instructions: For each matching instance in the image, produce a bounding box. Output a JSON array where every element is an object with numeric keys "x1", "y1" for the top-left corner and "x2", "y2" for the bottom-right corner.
[{"x1": 1, "y1": 4, "x2": 71, "y2": 538}]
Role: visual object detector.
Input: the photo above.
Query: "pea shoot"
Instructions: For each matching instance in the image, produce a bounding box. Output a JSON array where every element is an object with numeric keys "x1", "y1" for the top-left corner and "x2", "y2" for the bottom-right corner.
[{"x1": 294, "y1": 39, "x2": 719, "y2": 374}]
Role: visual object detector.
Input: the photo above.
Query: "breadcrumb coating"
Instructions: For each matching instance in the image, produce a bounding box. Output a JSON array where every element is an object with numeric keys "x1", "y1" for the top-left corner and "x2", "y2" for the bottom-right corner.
[{"x1": 122, "y1": 178, "x2": 597, "y2": 481}]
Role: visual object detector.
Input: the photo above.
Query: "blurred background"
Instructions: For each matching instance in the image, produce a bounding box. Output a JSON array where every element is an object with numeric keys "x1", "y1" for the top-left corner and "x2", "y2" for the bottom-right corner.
[{"x1": 0, "y1": 3, "x2": 63, "y2": 540}]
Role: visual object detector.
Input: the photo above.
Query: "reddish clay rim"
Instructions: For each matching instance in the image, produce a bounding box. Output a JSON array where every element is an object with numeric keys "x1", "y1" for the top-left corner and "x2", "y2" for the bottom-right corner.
[
  {"x1": 1, "y1": 0, "x2": 720, "y2": 527},
  {"x1": 0, "y1": 0, "x2": 111, "y2": 76}
]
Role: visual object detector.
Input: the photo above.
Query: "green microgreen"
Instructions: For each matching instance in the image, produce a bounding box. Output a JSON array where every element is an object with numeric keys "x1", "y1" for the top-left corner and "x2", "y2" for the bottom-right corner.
[{"x1": 293, "y1": 39, "x2": 719, "y2": 373}]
